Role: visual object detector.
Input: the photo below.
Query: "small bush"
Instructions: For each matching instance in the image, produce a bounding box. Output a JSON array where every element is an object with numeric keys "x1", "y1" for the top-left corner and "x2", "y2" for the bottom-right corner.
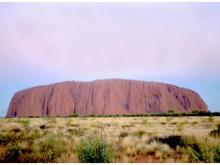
[
  {"x1": 68, "y1": 114, "x2": 78, "y2": 117},
  {"x1": 39, "y1": 125, "x2": 46, "y2": 129},
  {"x1": 120, "y1": 132, "x2": 128, "y2": 138},
  {"x1": 214, "y1": 144, "x2": 220, "y2": 162},
  {"x1": 168, "y1": 110, "x2": 174, "y2": 113},
  {"x1": 77, "y1": 136, "x2": 113, "y2": 163},
  {"x1": 135, "y1": 130, "x2": 145, "y2": 138},
  {"x1": 192, "y1": 121, "x2": 198, "y2": 125},
  {"x1": 4, "y1": 144, "x2": 20, "y2": 162}
]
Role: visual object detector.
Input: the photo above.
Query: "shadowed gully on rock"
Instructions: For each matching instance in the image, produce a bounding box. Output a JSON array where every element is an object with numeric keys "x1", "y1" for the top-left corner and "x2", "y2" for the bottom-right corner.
[{"x1": 6, "y1": 79, "x2": 208, "y2": 117}]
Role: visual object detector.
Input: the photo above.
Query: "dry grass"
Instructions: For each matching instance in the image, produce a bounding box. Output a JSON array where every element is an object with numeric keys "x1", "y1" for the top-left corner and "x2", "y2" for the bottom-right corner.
[{"x1": 0, "y1": 116, "x2": 219, "y2": 162}]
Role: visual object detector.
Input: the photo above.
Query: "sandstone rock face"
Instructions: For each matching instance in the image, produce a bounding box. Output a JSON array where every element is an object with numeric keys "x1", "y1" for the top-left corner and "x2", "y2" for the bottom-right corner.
[{"x1": 6, "y1": 79, "x2": 208, "y2": 117}]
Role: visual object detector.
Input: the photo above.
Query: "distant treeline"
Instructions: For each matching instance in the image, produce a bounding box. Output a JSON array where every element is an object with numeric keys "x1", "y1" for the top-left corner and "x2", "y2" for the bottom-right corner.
[
  {"x1": 4, "y1": 110, "x2": 220, "y2": 118},
  {"x1": 68, "y1": 110, "x2": 220, "y2": 118}
]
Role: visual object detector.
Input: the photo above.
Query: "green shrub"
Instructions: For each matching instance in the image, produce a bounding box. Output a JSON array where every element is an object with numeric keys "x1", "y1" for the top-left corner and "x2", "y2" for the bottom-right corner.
[
  {"x1": 214, "y1": 144, "x2": 220, "y2": 162},
  {"x1": 77, "y1": 136, "x2": 114, "y2": 163},
  {"x1": 4, "y1": 143, "x2": 20, "y2": 162}
]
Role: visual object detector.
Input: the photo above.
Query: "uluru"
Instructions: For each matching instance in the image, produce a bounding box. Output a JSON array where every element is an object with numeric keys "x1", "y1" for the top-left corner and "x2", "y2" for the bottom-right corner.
[{"x1": 6, "y1": 79, "x2": 208, "y2": 117}]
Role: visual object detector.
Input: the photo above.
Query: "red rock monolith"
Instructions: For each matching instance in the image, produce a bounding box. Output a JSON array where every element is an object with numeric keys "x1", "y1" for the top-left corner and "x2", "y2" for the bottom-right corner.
[{"x1": 6, "y1": 79, "x2": 208, "y2": 117}]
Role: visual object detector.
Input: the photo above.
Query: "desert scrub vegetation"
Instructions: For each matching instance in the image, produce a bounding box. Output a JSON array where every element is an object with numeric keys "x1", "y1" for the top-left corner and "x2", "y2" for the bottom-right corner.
[
  {"x1": 0, "y1": 116, "x2": 220, "y2": 162},
  {"x1": 77, "y1": 136, "x2": 114, "y2": 163},
  {"x1": 181, "y1": 134, "x2": 220, "y2": 162}
]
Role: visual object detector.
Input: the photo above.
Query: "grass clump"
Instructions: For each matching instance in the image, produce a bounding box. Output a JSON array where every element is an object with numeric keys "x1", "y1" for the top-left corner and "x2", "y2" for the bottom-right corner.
[
  {"x1": 207, "y1": 116, "x2": 214, "y2": 123},
  {"x1": 121, "y1": 124, "x2": 132, "y2": 128},
  {"x1": 191, "y1": 121, "x2": 198, "y2": 125},
  {"x1": 142, "y1": 118, "x2": 148, "y2": 125},
  {"x1": 77, "y1": 136, "x2": 114, "y2": 163},
  {"x1": 145, "y1": 141, "x2": 160, "y2": 154},
  {"x1": 135, "y1": 129, "x2": 145, "y2": 138},
  {"x1": 17, "y1": 119, "x2": 30, "y2": 129},
  {"x1": 166, "y1": 116, "x2": 173, "y2": 123},
  {"x1": 68, "y1": 128, "x2": 84, "y2": 136},
  {"x1": 48, "y1": 118, "x2": 57, "y2": 124},
  {"x1": 176, "y1": 121, "x2": 185, "y2": 132}
]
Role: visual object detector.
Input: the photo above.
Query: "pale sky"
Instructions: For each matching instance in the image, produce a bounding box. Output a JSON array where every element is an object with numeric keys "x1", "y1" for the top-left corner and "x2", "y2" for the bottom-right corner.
[{"x1": 0, "y1": 3, "x2": 220, "y2": 116}]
